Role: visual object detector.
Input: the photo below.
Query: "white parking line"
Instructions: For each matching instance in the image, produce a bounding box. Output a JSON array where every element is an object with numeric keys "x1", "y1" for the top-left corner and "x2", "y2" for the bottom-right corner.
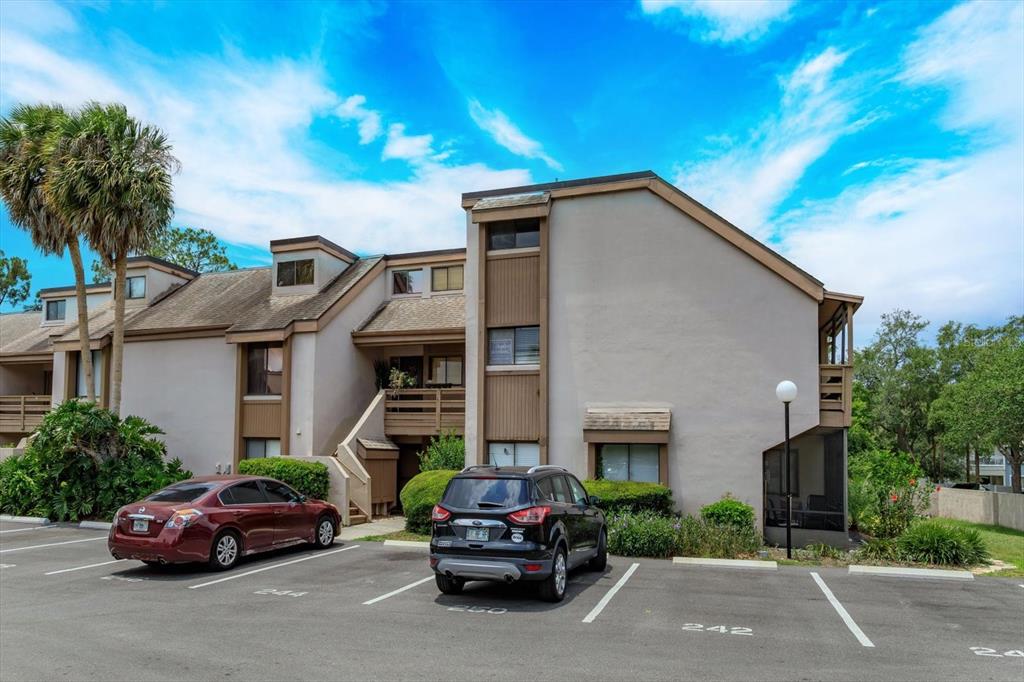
[
  {"x1": 0, "y1": 536, "x2": 106, "y2": 554},
  {"x1": 0, "y1": 526, "x2": 56, "y2": 535},
  {"x1": 811, "y1": 572, "x2": 875, "y2": 648},
  {"x1": 582, "y1": 562, "x2": 639, "y2": 623},
  {"x1": 187, "y1": 545, "x2": 359, "y2": 590},
  {"x1": 362, "y1": 576, "x2": 434, "y2": 605},
  {"x1": 45, "y1": 559, "x2": 125, "y2": 576}
]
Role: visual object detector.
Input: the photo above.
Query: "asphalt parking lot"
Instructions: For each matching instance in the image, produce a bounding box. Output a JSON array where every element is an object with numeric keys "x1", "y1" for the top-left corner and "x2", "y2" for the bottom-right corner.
[{"x1": 1, "y1": 520, "x2": 1022, "y2": 681}]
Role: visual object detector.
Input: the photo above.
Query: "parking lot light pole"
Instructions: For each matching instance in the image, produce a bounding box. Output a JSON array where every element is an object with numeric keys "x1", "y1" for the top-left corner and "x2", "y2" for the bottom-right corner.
[{"x1": 775, "y1": 380, "x2": 798, "y2": 559}]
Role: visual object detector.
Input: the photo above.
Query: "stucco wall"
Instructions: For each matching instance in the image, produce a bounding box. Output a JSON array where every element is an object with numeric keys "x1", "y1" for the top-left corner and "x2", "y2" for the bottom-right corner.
[
  {"x1": 289, "y1": 332, "x2": 317, "y2": 456},
  {"x1": 546, "y1": 189, "x2": 820, "y2": 521},
  {"x1": 120, "y1": 336, "x2": 236, "y2": 475},
  {"x1": 930, "y1": 487, "x2": 1024, "y2": 532},
  {"x1": 464, "y1": 212, "x2": 481, "y2": 465}
]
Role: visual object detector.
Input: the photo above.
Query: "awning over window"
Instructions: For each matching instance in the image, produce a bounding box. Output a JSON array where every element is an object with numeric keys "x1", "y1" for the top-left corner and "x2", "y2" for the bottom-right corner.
[{"x1": 583, "y1": 407, "x2": 671, "y2": 442}]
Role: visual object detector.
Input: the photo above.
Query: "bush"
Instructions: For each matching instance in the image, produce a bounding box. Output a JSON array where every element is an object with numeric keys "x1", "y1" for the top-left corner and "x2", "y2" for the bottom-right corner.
[
  {"x1": 400, "y1": 469, "x2": 457, "y2": 534},
  {"x1": 417, "y1": 430, "x2": 465, "y2": 472},
  {"x1": 896, "y1": 519, "x2": 990, "y2": 566},
  {"x1": 700, "y1": 495, "x2": 755, "y2": 528},
  {"x1": 855, "y1": 537, "x2": 902, "y2": 563},
  {"x1": 582, "y1": 480, "x2": 673, "y2": 514},
  {"x1": 606, "y1": 511, "x2": 678, "y2": 558},
  {"x1": 848, "y1": 448, "x2": 931, "y2": 538},
  {"x1": 676, "y1": 516, "x2": 762, "y2": 559},
  {"x1": 237, "y1": 457, "x2": 330, "y2": 500},
  {"x1": 0, "y1": 400, "x2": 190, "y2": 521}
]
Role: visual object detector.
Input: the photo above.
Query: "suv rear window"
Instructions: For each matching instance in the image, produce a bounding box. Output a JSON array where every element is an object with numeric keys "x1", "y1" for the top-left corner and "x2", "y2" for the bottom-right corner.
[
  {"x1": 443, "y1": 478, "x2": 532, "y2": 509},
  {"x1": 145, "y1": 482, "x2": 217, "y2": 503}
]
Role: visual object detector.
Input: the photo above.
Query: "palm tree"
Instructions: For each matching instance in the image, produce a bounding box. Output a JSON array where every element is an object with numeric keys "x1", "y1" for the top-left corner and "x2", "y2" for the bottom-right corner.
[
  {"x1": 47, "y1": 103, "x2": 178, "y2": 415},
  {"x1": 0, "y1": 104, "x2": 97, "y2": 402}
]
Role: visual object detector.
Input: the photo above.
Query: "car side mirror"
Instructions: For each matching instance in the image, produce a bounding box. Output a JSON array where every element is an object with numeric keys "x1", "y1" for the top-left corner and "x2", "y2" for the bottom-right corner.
[
  {"x1": 298, "y1": 495, "x2": 307, "y2": 503},
  {"x1": 588, "y1": 495, "x2": 601, "y2": 506}
]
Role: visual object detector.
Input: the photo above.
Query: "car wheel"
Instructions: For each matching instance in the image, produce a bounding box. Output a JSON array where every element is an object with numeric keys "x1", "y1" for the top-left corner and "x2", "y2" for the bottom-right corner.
[
  {"x1": 435, "y1": 573, "x2": 464, "y2": 595},
  {"x1": 208, "y1": 530, "x2": 241, "y2": 571},
  {"x1": 314, "y1": 515, "x2": 335, "y2": 548},
  {"x1": 141, "y1": 560, "x2": 162, "y2": 568},
  {"x1": 588, "y1": 528, "x2": 608, "y2": 571},
  {"x1": 539, "y1": 545, "x2": 568, "y2": 602}
]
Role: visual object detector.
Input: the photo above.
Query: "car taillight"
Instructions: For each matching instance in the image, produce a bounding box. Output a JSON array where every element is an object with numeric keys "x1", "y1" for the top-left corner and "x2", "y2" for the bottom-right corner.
[
  {"x1": 166, "y1": 508, "x2": 204, "y2": 529},
  {"x1": 507, "y1": 506, "x2": 551, "y2": 525},
  {"x1": 431, "y1": 505, "x2": 451, "y2": 522}
]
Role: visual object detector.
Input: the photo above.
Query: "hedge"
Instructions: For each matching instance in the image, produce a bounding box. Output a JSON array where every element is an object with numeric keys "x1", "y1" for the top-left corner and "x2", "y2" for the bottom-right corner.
[
  {"x1": 582, "y1": 480, "x2": 673, "y2": 514},
  {"x1": 400, "y1": 469, "x2": 458, "y2": 534},
  {"x1": 700, "y1": 496, "x2": 755, "y2": 528},
  {"x1": 238, "y1": 458, "x2": 330, "y2": 500},
  {"x1": 605, "y1": 512, "x2": 762, "y2": 559}
]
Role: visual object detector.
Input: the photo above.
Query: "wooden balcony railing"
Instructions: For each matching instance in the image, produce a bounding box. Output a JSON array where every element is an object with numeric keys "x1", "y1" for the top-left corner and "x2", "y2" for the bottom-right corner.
[
  {"x1": 0, "y1": 395, "x2": 51, "y2": 433},
  {"x1": 384, "y1": 388, "x2": 465, "y2": 436},
  {"x1": 819, "y1": 365, "x2": 852, "y2": 428}
]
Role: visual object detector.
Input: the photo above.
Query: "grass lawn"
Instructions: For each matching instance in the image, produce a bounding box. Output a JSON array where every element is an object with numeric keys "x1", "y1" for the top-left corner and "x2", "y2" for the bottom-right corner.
[
  {"x1": 355, "y1": 530, "x2": 431, "y2": 543},
  {"x1": 933, "y1": 519, "x2": 1024, "y2": 577}
]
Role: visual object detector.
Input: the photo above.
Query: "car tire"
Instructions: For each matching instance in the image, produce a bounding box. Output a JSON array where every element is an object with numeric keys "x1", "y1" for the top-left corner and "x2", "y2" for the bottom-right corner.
[
  {"x1": 314, "y1": 515, "x2": 335, "y2": 549},
  {"x1": 141, "y1": 560, "x2": 162, "y2": 568},
  {"x1": 539, "y1": 544, "x2": 568, "y2": 603},
  {"x1": 208, "y1": 530, "x2": 241, "y2": 571},
  {"x1": 435, "y1": 573, "x2": 464, "y2": 595},
  {"x1": 588, "y1": 528, "x2": 608, "y2": 571}
]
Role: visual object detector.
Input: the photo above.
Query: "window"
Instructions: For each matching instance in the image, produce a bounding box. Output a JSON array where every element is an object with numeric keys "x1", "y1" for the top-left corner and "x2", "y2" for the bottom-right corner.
[
  {"x1": 222, "y1": 480, "x2": 267, "y2": 504},
  {"x1": 262, "y1": 481, "x2": 301, "y2": 503},
  {"x1": 442, "y1": 478, "x2": 531, "y2": 509},
  {"x1": 75, "y1": 350, "x2": 103, "y2": 399},
  {"x1": 488, "y1": 442, "x2": 540, "y2": 467},
  {"x1": 487, "y1": 327, "x2": 539, "y2": 366},
  {"x1": 599, "y1": 444, "x2": 660, "y2": 483},
  {"x1": 487, "y1": 219, "x2": 540, "y2": 250},
  {"x1": 277, "y1": 259, "x2": 314, "y2": 287},
  {"x1": 246, "y1": 344, "x2": 283, "y2": 395},
  {"x1": 126, "y1": 276, "x2": 146, "y2": 299},
  {"x1": 45, "y1": 299, "x2": 66, "y2": 321},
  {"x1": 431, "y1": 265, "x2": 464, "y2": 292},
  {"x1": 392, "y1": 269, "x2": 423, "y2": 295},
  {"x1": 429, "y1": 356, "x2": 463, "y2": 386},
  {"x1": 146, "y1": 483, "x2": 217, "y2": 503},
  {"x1": 537, "y1": 475, "x2": 571, "y2": 503},
  {"x1": 244, "y1": 438, "x2": 281, "y2": 459},
  {"x1": 566, "y1": 476, "x2": 589, "y2": 505}
]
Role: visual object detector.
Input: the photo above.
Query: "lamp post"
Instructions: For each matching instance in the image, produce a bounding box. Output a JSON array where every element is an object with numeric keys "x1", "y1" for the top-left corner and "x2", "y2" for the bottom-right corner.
[{"x1": 775, "y1": 380, "x2": 798, "y2": 559}]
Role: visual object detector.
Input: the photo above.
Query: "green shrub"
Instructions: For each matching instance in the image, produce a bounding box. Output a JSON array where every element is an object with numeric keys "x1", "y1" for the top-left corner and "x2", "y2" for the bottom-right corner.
[
  {"x1": 582, "y1": 480, "x2": 673, "y2": 514},
  {"x1": 896, "y1": 519, "x2": 990, "y2": 566},
  {"x1": 0, "y1": 400, "x2": 190, "y2": 521},
  {"x1": 848, "y1": 448, "x2": 931, "y2": 538},
  {"x1": 237, "y1": 457, "x2": 330, "y2": 500},
  {"x1": 805, "y1": 542, "x2": 849, "y2": 561},
  {"x1": 855, "y1": 537, "x2": 902, "y2": 562},
  {"x1": 700, "y1": 495, "x2": 755, "y2": 528},
  {"x1": 417, "y1": 430, "x2": 465, "y2": 472},
  {"x1": 400, "y1": 469, "x2": 457, "y2": 534},
  {"x1": 676, "y1": 516, "x2": 762, "y2": 559},
  {"x1": 606, "y1": 511, "x2": 678, "y2": 558}
]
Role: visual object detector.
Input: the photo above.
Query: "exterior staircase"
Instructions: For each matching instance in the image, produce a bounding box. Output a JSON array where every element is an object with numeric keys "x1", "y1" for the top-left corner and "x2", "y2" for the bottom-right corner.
[{"x1": 348, "y1": 503, "x2": 368, "y2": 526}]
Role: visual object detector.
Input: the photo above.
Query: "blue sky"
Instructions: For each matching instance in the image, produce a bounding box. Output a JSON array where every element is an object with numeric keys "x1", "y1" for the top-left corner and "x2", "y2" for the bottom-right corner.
[{"x1": 1, "y1": 0, "x2": 1021, "y2": 342}]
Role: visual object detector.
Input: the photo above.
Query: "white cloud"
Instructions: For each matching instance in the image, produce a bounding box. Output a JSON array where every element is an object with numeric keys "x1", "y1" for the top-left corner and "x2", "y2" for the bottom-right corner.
[
  {"x1": 639, "y1": 0, "x2": 795, "y2": 44},
  {"x1": 674, "y1": 46, "x2": 853, "y2": 238},
  {"x1": 468, "y1": 99, "x2": 563, "y2": 171},
  {"x1": 335, "y1": 94, "x2": 382, "y2": 144},
  {"x1": 0, "y1": 0, "x2": 78, "y2": 36},
  {"x1": 0, "y1": 32, "x2": 531, "y2": 254}
]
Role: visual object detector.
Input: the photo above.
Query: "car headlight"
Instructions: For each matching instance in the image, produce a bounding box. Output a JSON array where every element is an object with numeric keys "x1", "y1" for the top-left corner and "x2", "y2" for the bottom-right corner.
[{"x1": 166, "y1": 508, "x2": 204, "y2": 529}]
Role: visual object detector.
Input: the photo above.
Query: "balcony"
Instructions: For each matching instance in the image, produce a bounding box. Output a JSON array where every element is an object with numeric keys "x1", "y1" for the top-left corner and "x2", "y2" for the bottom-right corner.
[
  {"x1": 384, "y1": 388, "x2": 465, "y2": 436},
  {"x1": 819, "y1": 365, "x2": 852, "y2": 428},
  {"x1": 0, "y1": 395, "x2": 52, "y2": 434}
]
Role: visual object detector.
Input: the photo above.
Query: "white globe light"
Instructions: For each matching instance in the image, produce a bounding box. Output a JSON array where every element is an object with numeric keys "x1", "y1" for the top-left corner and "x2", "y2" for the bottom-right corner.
[{"x1": 776, "y1": 380, "x2": 798, "y2": 403}]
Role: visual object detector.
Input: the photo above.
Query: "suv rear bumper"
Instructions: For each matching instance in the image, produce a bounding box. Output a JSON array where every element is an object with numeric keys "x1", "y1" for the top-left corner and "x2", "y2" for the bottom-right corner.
[{"x1": 432, "y1": 554, "x2": 553, "y2": 582}]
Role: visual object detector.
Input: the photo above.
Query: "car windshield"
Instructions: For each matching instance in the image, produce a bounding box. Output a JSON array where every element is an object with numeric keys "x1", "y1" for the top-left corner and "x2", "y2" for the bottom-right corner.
[
  {"x1": 145, "y1": 482, "x2": 218, "y2": 503},
  {"x1": 443, "y1": 478, "x2": 532, "y2": 509}
]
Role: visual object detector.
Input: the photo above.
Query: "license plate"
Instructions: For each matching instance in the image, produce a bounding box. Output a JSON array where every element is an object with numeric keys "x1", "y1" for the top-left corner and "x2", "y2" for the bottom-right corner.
[
  {"x1": 132, "y1": 519, "x2": 149, "y2": 533},
  {"x1": 466, "y1": 527, "x2": 488, "y2": 541}
]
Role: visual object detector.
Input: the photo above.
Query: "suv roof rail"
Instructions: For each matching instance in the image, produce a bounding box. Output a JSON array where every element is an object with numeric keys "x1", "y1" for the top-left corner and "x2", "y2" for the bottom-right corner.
[
  {"x1": 460, "y1": 464, "x2": 498, "y2": 473},
  {"x1": 526, "y1": 465, "x2": 568, "y2": 474}
]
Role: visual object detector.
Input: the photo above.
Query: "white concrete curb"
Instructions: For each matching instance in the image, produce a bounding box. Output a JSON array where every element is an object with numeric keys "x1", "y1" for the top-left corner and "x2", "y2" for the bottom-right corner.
[
  {"x1": 383, "y1": 540, "x2": 430, "y2": 550},
  {"x1": 672, "y1": 557, "x2": 778, "y2": 570},
  {"x1": 0, "y1": 515, "x2": 49, "y2": 525},
  {"x1": 848, "y1": 565, "x2": 974, "y2": 581},
  {"x1": 78, "y1": 521, "x2": 112, "y2": 531}
]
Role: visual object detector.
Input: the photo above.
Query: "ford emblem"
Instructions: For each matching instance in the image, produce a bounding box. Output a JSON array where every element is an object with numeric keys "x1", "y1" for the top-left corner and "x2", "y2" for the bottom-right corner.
[
  {"x1": 472, "y1": 520, "x2": 482, "y2": 526},
  {"x1": 139, "y1": 506, "x2": 145, "y2": 513}
]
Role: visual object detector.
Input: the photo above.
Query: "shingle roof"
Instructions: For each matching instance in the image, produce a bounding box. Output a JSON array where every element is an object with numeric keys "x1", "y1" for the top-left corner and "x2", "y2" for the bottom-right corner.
[
  {"x1": 472, "y1": 192, "x2": 549, "y2": 211},
  {"x1": 357, "y1": 295, "x2": 465, "y2": 334},
  {"x1": 357, "y1": 437, "x2": 398, "y2": 451},
  {"x1": 583, "y1": 407, "x2": 671, "y2": 432},
  {"x1": 462, "y1": 171, "x2": 656, "y2": 200},
  {"x1": 0, "y1": 311, "x2": 58, "y2": 355}
]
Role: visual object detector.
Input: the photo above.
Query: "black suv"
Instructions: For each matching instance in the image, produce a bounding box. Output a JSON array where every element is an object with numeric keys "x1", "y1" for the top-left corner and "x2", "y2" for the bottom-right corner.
[{"x1": 429, "y1": 465, "x2": 607, "y2": 602}]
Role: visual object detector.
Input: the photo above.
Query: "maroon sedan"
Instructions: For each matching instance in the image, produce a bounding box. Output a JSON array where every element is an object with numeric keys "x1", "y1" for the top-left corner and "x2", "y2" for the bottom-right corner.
[{"x1": 108, "y1": 475, "x2": 341, "y2": 570}]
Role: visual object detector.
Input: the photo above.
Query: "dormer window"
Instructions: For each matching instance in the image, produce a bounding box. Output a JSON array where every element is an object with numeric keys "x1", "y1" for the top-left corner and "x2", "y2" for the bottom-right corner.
[
  {"x1": 126, "y1": 276, "x2": 146, "y2": 299},
  {"x1": 45, "y1": 299, "x2": 66, "y2": 322},
  {"x1": 277, "y1": 259, "x2": 314, "y2": 287},
  {"x1": 392, "y1": 269, "x2": 423, "y2": 295}
]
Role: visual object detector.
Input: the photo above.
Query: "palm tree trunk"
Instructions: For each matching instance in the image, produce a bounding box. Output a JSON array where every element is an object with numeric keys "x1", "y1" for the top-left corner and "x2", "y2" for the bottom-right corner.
[
  {"x1": 66, "y1": 240, "x2": 95, "y2": 403},
  {"x1": 109, "y1": 254, "x2": 127, "y2": 416}
]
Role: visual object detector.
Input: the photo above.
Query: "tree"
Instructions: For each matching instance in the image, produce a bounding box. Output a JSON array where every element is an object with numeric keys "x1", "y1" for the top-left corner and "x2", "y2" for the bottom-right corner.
[
  {"x1": 90, "y1": 226, "x2": 236, "y2": 282},
  {"x1": 47, "y1": 103, "x2": 178, "y2": 416},
  {"x1": 0, "y1": 104, "x2": 96, "y2": 401},
  {"x1": 0, "y1": 251, "x2": 31, "y2": 308}
]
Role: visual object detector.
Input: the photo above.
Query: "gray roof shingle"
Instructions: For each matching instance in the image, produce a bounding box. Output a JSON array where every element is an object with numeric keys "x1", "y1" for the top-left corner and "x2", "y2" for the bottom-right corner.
[
  {"x1": 0, "y1": 311, "x2": 59, "y2": 355},
  {"x1": 357, "y1": 295, "x2": 465, "y2": 334},
  {"x1": 583, "y1": 407, "x2": 671, "y2": 432}
]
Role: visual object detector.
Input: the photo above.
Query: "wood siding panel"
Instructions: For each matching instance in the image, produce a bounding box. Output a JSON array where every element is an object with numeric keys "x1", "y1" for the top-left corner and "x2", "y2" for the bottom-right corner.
[
  {"x1": 486, "y1": 255, "x2": 539, "y2": 327},
  {"x1": 485, "y1": 373, "x2": 540, "y2": 440},
  {"x1": 241, "y1": 400, "x2": 283, "y2": 438}
]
